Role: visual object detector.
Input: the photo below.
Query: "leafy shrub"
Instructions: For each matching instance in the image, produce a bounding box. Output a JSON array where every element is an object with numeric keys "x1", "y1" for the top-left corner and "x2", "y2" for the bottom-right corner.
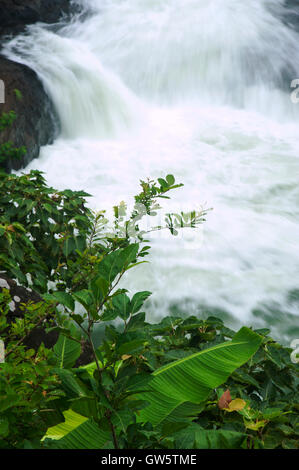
[
  {"x1": 0, "y1": 109, "x2": 26, "y2": 168},
  {"x1": 0, "y1": 289, "x2": 62, "y2": 448}
]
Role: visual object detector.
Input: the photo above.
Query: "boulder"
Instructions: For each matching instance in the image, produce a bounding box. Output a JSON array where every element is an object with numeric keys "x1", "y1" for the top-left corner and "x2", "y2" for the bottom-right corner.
[
  {"x1": 0, "y1": 0, "x2": 74, "y2": 36},
  {"x1": 0, "y1": 55, "x2": 59, "y2": 172},
  {"x1": 0, "y1": 1, "x2": 82, "y2": 171}
]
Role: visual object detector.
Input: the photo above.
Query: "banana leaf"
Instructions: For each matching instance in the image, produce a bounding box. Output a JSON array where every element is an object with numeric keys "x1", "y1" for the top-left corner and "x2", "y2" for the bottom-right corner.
[{"x1": 137, "y1": 327, "x2": 262, "y2": 425}]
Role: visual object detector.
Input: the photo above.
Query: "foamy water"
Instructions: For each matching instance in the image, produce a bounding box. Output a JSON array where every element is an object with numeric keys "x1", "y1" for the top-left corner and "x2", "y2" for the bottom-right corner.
[{"x1": 3, "y1": 0, "x2": 299, "y2": 341}]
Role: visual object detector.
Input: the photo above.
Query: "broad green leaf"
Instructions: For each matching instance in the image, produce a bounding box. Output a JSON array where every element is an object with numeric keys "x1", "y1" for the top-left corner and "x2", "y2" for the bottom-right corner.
[
  {"x1": 117, "y1": 339, "x2": 147, "y2": 356},
  {"x1": 63, "y1": 237, "x2": 76, "y2": 257},
  {"x1": 71, "y1": 397, "x2": 98, "y2": 419},
  {"x1": 54, "y1": 334, "x2": 81, "y2": 369},
  {"x1": 44, "y1": 410, "x2": 87, "y2": 441},
  {"x1": 101, "y1": 308, "x2": 119, "y2": 321},
  {"x1": 173, "y1": 423, "x2": 246, "y2": 449},
  {"x1": 0, "y1": 393, "x2": 20, "y2": 412},
  {"x1": 73, "y1": 289, "x2": 93, "y2": 311},
  {"x1": 54, "y1": 369, "x2": 89, "y2": 398},
  {"x1": 137, "y1": 327, "x2": 262, "y2": 425},
  {"x1": 0, "y1": 418, "x2": 9, "y2": 438},
  {"x1": 44, "y1": 291, "x2": 75, "y2": 311},
  {"x1": 45, "y1": 413, "x2": 111, "y2": 449},
  {"x1": 158, "y1": 178, "x2": 167, "y2": 188},
  {"x1": 90, "y1": 276, "x2": 109, "y2": 306},
  {"x1": 112, "y1": 293, "x2": 131, "y2": 320},
  {"x1": 127, "y1": 312, "x2": 146, "y2": 331},
  {"x1": 98, "y1": 244, "x2": 139, "y2": 283},
  {"x1": 130, "y1": 291, "x2": 151, "y2": 314}
]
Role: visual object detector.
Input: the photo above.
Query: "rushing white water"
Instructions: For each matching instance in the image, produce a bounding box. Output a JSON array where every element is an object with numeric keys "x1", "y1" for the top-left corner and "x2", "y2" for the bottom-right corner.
[{"x1": 3, "y1": 0, "x2": 299, "y2": 340}]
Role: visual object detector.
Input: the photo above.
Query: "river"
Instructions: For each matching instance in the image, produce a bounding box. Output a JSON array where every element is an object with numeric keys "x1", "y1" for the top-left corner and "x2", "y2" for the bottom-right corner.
[{"x1": 3, "y1": 0, "x2": 299, "y2": 342}]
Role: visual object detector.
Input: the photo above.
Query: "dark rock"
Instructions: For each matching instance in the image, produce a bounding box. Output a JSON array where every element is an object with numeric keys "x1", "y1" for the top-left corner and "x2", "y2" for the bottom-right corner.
[
  {"x1": 75, "y1": 340, "x2": 94, "y2": 368},
  {"x1": 0, "y1": 0, "x2": 74, "y2": 36},
  {"x1": 0, "y1": 55, "x2": 59, "y2": 171},
  {"x1": 281, "y1": 1, "x2": 299, "y2": 31},
  {"x1": 0, "y1": 1, "x2": 82, "y2": 171}
]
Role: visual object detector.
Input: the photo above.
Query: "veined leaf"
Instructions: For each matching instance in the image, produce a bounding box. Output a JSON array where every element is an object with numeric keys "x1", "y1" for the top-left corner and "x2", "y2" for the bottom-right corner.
[
  {"x1": 136, "y1": 327, "x2": 262, "y2": 426},
  {"x1": 130, "y1": 291, "x2": 151, "y2": 314},
  {"x1": 89, "y1": 276, "x2": 109, "y2": 306},
  {"x1": 54, "y1": 334, "x2": 81, "y2": 369},
  {"x1": 44, "y1": 410, "x2": 111, "y2": 449},
  {"x1": 43, "y1": 291, "x2": 75, "y2": 311},
  {"x1": 224, "y1": 398, "x2": 247, "y2": 412},
  {"x1": 112, "y1": 293, "x2": 131, "y2": 320},
  {"x1": 54, "y1": 369, "x2": 89, "y2": 398},
  {"x1": 44, "y1": 410, "x2": 87, "y2": 441},
  {"x1": 97, "y1": 244, "x2": 139, "y2": 284},
  {"x1": 173, "y1": 423, "x2": 246, "y2": 449}
]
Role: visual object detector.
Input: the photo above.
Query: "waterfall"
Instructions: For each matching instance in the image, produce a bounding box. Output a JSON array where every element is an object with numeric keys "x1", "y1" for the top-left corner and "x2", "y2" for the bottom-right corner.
[{"x1": 3, "y1": 0, "x2": 299, "y2": 340}]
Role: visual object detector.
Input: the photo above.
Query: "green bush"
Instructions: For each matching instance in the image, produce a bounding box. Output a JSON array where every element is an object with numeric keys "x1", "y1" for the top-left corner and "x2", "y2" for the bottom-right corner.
[
  {"x1": 0, "y1": 169, "x2": 298, "y2": 449},
  {"x1": 0, "y1": 289, "x2": 62, "y2": 448},
  {"x1": 0, "y1": 110, "x2": 26, "y2": 168}
]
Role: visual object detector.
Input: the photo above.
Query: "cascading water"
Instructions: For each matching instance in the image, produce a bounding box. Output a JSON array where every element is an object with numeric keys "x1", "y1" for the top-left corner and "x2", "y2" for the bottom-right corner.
[{"x1": 3, "y1": 0, "x2": 299, "y2": 341}]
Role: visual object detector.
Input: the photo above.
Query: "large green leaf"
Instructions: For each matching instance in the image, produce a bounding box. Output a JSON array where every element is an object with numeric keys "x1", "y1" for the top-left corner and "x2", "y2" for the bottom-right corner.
[
  {"x1": 44, "y1": 410, "x2": 111, "y2": 449},
  {"x1": 54, "y1": 334, "x2": 81, "y2": 369},
  {"x1": 43, "y1": 291, "x2": 75, "y2": 311},
  {"x1": 44, "y1": 410, "x2": 87, "y2": 440},
  {"x1": 173, "y1": 423, "x2": 246, "y2": 449},
  {"x1": 130, "y1": 291, "x2": 151, "y2": 314},
  {"x1": 97, "y1": 244, "x2": 139, "y2": 283},
  {"x1": 54, "y1": 368, "x2": 90, "y2": 398},
  {"x1": 137, "y1": 327, "x2": 262, "y2": 425}
]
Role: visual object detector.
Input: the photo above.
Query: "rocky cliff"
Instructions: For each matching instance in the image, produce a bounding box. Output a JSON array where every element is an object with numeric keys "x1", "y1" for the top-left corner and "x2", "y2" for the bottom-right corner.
[
  {"x1": 0, "y1": 56, "x2": 59, "y2": 172},
  {"x1": 0, "y1": 0, "x2": 74, "y2": 36},
  {"x1": 0, "y1": 0, "x2": 78, "y2": 171}
]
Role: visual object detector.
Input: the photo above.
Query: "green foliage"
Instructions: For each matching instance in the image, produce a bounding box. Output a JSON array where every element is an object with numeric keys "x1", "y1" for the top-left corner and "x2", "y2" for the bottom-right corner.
[
  {"x1": 0, "y1": 170, "x2": 207, "y2": 297},
  {"x1": 0, "y1": 107, "x2": 26, "y2": 167},
  {"x1": 0, "y1": 111, "x2": 17, "y2": 132},
  {"x1": 0, "y1": 168, "x2": 298, "y2": 450},
  {"x1": 42, "y1": 313, "x2": 298, "y2": 450},
  {"x1": 136, "y1": 327, "x2": 263, "y2": 426},
  {"x1": 14, "y1": 89, "x2": 23, "y2": 101},
  {"x1": 0, "y1": 289, "x2": 62, "y2": 448},
  {"x1": 0, "y1": 170, "x2": 92, "y2": 291}
]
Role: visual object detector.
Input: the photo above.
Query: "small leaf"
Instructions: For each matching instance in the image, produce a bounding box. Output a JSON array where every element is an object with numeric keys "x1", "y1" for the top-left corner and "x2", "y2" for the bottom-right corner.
[
  {"x1": 130, "y1": 291, "x2": 151, "y2": 314},
  {"x1": 245, "y1": 420, "x2": 268, "y2": 431},
  {"x1": 166, "y1": 174, "x2": 175, "y2": 186},
  {"x1": 121, "y1": 355, "x2": 132, "y2": 361},
  {"x1": 218, "y1": 389, "x2": 232, "y2": 410},
  {"x1": 225, "y1": 398, "x2": 247, "y2": 412}
]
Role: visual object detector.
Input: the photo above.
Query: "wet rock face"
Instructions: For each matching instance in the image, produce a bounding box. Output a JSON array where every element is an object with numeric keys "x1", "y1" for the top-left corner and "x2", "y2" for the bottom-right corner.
[
  {"x1": 282, "y1": 1, "x2": 299, "y2": 31},
  {"x1": 0, "y1": 1, "x2": 80, "y2": 171},
  {"x1": 0, "y1": 55, "x2": 59, "y2": 172},
  {"x1": 0, "y1": 0, "x2": 73, "y2": 36}
]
